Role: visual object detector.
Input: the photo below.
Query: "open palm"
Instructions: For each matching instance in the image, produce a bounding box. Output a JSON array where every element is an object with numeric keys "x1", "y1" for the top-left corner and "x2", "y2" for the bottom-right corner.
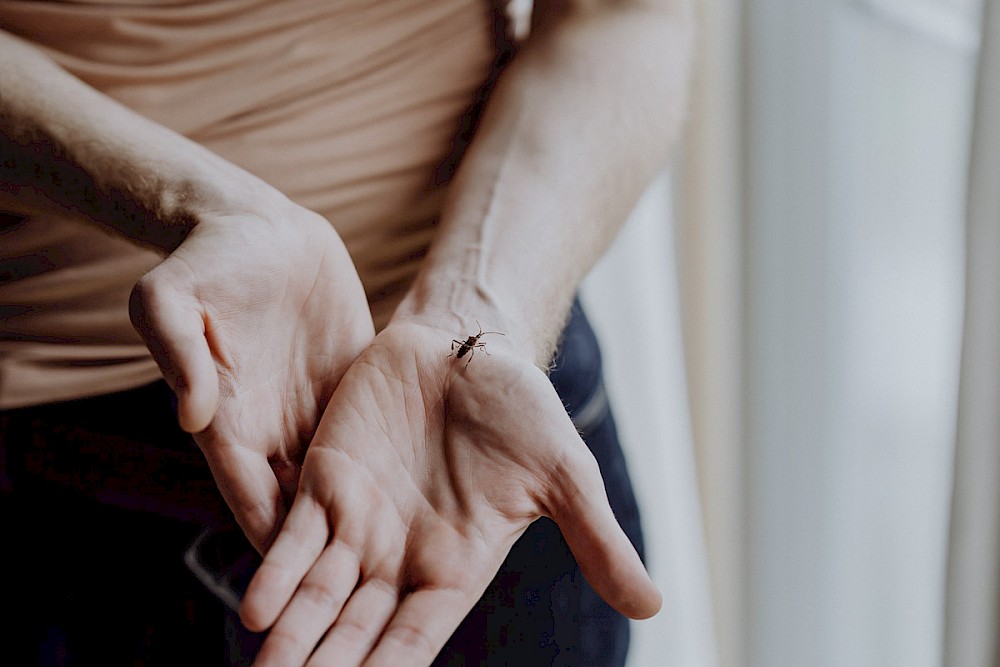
[
  {"x1": 240, "y1": 320, "x2": 661, "y2": 666},
  {"x1": 129, "y1": 207, "x2": 375, "y2": 550}
]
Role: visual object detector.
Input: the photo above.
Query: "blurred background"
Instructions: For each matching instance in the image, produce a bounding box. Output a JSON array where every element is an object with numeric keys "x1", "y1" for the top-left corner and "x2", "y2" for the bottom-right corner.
[{"x1": 580, "y1": 0, "x2": 983, "y2": 664}]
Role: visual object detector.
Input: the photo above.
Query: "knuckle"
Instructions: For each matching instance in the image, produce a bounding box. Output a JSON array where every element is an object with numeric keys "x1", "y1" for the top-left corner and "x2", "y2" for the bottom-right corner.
[
  {"x1": 298, "y1": 579, "x2": 347, "y2": 613},
  {"x1": 252, "y1": 557, "x2": 292, "y2": 590},
  {"x1": 130, "y1": 269, "x2": 168, "y2": 307},
  {"x1": 128, "y1": 274, "x2": 156, "y2": 326},
  {"x1": 382, "y1": 622, "x2": 437, "y2": 657},
  {"x1": 333, "y1": 614, "x2": 370, "y2": 646},
  {"x1": 228, "y1": 504, "x2": 279, "y2": 553},
  {"x1": 261, "y1": 623, "x2": 311, "y2": 659}
]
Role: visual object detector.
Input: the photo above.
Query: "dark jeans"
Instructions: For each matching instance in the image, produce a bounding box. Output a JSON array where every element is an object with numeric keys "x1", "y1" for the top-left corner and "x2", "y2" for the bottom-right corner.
[{"x1": 0, "y1": 301, "x2": 644, "y2": 666}]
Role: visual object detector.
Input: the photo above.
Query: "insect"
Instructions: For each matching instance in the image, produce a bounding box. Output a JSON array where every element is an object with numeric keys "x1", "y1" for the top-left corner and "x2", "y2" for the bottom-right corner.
[{"x1": 450, "y1": 321, "x2": 505, "y2": 368}]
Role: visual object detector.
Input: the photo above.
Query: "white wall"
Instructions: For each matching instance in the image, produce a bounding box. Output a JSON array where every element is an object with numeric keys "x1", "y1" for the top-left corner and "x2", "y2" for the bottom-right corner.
[{"x1": 743, "y1": 0, "x2": 978, "y2": 664}]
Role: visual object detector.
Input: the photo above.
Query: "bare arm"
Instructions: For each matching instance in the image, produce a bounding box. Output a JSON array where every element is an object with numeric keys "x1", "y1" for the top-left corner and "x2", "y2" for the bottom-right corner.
[
  {"x1": 242, "y1": 2, "x2": 694, "y2": 664},
  {"x1": 0, "y1": 29, "x2": 276, "y2": 250},
  {"x1": 397, "y1": 0, "x2": 693, "y2": 365},
  {"x1": 0, "y1": 30, "x2": 375, "y2": 550}
]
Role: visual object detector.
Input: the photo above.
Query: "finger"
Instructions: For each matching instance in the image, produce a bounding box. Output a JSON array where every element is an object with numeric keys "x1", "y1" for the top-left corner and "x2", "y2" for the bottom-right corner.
[
  {"x1": 547, "y1": 447, "x2": 663, "y2": 619},
  {"x1": 305, "y1": 578, "x2": 398, "y2": 666},
  {"x1": 202, "y1": 443, "x2": 287, "y2": 554},
  {"x1": 363, "y1": 587, "x2": 472, "y2": 667},
  {"x1": 253, "y1": 540, "x2": 360, "y2": 667},
  {"x1": 240, "y1": 496, "x2": 329, "y2": 632},
  {"x1": 129, "y1": 270, "x2": 219, "y2": 433}
]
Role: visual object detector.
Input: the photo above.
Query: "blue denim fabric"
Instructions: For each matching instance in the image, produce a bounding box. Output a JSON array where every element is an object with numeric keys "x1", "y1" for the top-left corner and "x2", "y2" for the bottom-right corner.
[{"x1": 0, "y1": 301, "x2": 645, "y2": 667}]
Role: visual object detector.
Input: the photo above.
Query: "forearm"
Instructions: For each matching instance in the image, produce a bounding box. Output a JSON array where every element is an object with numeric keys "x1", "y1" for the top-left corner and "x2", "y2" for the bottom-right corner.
[
  {"x1": 0, "y1": 30, "x2": 286, "y2": 251},
  {"x1": 396, "y1": 0, "x2": 693, "y2": 367}
]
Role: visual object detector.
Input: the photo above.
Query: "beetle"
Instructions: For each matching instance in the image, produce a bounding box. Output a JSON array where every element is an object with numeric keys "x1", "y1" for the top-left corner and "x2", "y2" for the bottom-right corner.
[{"x1": 450, "y1": 321, "x2": 505, "y2": 367}]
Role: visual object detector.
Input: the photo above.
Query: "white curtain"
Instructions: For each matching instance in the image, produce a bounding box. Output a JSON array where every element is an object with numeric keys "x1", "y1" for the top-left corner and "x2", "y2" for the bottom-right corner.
[
  {"x1": 598, "y1": 0, "x2": 984, "y2": 665},
  {"x1": 582, "y1": 173, "x2": 718, "y2": 667},
  {"x1": 945, "y1": 0, "x2": 1000, "y2": 663},
  {"x1": 740, "y1": 1, "x2": 977, "y2": 665}
]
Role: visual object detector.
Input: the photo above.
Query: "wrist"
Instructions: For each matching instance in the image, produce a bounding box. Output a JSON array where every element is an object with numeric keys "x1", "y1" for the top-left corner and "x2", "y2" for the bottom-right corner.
[
  {"x1": 0, "y1": 122, "x2": 293, "y2": 253},
  {"x1": 0, "y1": 31, "x2": 294, "y2": 254},
  {"x1": 86, "y1": 139, "x2": 302, "y2": 254},
  {"x1": 393, "y1": 267, "x2": 572, "y2": 370},
  {"x1": 172, "y1": 167, "x2": 300, "y2": 245}
]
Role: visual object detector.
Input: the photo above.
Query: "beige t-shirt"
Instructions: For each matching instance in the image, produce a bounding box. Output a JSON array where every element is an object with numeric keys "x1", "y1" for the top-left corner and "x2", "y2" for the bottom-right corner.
[{"x1": 0, "y1": 0, "x2": 502, "y2": 408}]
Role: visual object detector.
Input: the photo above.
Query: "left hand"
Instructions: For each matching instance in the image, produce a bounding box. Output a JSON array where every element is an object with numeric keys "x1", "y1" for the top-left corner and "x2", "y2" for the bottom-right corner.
[
  {"x1": 129, "y1": 206, "x2": 375, "y2": 551},
  {"x1": 238, "y1": 319, "x2": 661, "y2": 667}
]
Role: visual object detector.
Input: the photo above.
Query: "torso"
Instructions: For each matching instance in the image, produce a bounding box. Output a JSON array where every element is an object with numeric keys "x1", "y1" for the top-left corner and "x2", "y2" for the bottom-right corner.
[{"x1": 0, "y1": 0, "x2": 504, "y2": 407}]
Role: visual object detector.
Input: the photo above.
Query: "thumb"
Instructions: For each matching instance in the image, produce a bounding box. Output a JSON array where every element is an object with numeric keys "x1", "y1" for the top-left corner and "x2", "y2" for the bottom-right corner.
[
  {"x1": 546, "y1": 446, "x2": 662, "y2": 619},
  {"x1": 130, "y1": 267, "x2": 220, "y2": 433},
  {"x1": 201, "y1": 441, "x2": 287, "y2": 553}
]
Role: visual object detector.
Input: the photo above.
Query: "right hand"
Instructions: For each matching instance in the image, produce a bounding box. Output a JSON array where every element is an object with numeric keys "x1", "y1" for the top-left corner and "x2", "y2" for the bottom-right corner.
[
  {"x1": 240, "y1": 319, "x2": 660, "y2": 666},
  {"x1": 129, "y1": 200, "x2": 375, "y2": 552}
]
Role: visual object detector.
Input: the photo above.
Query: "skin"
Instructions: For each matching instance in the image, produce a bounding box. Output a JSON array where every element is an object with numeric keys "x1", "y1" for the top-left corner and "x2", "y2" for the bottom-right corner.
[
  {"x1": 0, "y1": 31, "x2": 376, "y2": 546},
  {"x1": 242, "y1": 322, "x2": 661, "y2": 666},
  {"x1": 0, "y1": 0, "x2": 692, "y2": 663}
]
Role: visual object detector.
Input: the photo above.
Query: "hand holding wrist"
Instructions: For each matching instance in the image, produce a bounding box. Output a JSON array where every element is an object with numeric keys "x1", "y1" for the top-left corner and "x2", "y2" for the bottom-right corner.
[{"x1": 130, "y1": 199, "x2": 374, "y2": 551}]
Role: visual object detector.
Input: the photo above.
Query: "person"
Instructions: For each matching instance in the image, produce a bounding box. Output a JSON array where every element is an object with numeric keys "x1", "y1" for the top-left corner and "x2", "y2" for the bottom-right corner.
[{"x1": 0, "y1": 0, "x2": 693, "y2": 664}]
